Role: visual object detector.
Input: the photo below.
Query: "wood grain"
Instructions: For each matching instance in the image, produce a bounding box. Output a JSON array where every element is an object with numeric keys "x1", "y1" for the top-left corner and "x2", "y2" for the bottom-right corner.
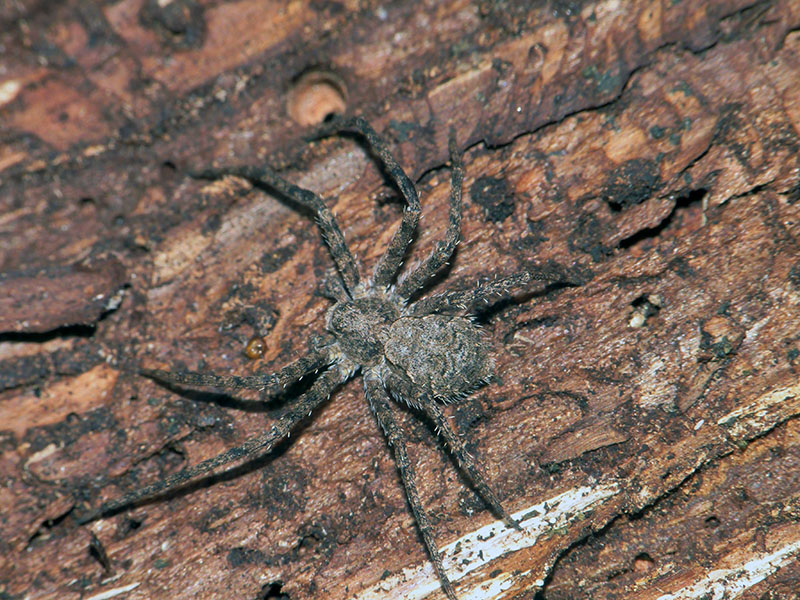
[{"x1": 2, "y1": 1, "x2": 800, "y2": 599}]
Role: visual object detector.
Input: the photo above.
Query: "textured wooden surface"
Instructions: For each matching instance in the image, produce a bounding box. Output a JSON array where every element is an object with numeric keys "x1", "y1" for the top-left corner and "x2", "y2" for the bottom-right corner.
[{"x1": 2, "y1": 1, "x2": 800, "y2": 599}]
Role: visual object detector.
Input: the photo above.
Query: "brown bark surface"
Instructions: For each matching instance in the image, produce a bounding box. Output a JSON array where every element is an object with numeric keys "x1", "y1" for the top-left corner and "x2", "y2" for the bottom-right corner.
[{"x1": 2, "y1": 1, "x2": 800, "y2": 599}]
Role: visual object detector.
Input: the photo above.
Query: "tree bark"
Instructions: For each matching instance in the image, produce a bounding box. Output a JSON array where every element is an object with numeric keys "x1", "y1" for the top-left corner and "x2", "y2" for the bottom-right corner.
[{"x1": 1, "y1": 1, "x2": 800, "y2": 599}]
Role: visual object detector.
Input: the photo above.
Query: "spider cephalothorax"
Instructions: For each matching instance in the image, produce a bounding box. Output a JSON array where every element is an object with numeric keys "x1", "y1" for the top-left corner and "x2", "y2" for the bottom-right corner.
[
  {"x1": 79, "y1": 117, "x2": 564, "y2": 600},
  {"x1": 326, "y1": 294, "x2": 400, "y2": 366}
]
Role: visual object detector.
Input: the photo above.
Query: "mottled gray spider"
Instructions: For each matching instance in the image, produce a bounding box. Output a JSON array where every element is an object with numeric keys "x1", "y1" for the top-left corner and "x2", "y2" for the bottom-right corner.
[{"x1": 79, "y1": 118, "x2": 561, "y2": 599}]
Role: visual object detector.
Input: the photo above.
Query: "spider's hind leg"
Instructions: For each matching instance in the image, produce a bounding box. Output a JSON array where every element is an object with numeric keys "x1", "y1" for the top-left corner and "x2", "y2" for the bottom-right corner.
[
  {"x1": 364, "y1": 372, "x2": 459, "y2": 600},
  {"x1": 418, "y1": 398, "x2": 520, "y2": 530},
  {"x1": 383, "y1": 368, "x2": 520, "y2": 529}
]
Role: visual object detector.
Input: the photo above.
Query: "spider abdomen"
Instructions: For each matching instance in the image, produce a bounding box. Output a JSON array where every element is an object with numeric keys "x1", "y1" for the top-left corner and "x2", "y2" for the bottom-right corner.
[{"x1": 385, "y1": 315, "x2": 493, "y2": 401}]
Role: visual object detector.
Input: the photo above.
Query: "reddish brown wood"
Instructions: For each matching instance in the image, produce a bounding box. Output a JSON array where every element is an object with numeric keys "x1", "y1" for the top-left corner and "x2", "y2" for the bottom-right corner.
[
  {"x1": 2, "y1": 1, "x2": 800, "y2": 599},
  {"x1": 0, "y1": 258, "x2": 126, "y2": 333}
]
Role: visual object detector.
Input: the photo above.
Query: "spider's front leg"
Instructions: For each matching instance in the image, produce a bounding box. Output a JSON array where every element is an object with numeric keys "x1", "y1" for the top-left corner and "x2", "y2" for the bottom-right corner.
[
  {"x1": 191, "y1": 163, "x2": 361, "y2": 295},
  {"x1": 312, "y1": 116, "x2": 421, "y2": 289},
  {"x1": 395, "y1": 128, "x2": 464, "y2": 300}
]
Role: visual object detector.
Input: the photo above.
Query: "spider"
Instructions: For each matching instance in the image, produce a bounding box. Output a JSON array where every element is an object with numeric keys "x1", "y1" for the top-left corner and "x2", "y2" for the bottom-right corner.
[{"x1": 78, "y1": 117, "x2": 564, "y2": 600}]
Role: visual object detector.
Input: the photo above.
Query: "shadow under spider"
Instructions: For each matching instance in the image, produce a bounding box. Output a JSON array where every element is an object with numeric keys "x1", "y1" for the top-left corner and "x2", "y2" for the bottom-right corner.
[{"x1": 76, "y1": 117, "x2": 578, "y2": 600}]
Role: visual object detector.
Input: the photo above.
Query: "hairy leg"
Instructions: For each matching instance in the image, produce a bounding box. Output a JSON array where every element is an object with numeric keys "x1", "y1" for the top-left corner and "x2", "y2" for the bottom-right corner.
[
  {"x1": 396, "y1": 128, "x2": 463, "y2": 300},
  {"x1": 315, "y1": 117, "x2": 421, "y2": 289},
  {"x1": 409, "y1": 270, "x2": 572, "y2": 317},
  {"x1": 192, "y1": 164, "x2": 360, "y2": 294},
  {"x1": 382, "y1": 367, "x2": 518, "y2": 528},
  {"x1": 418, "y1": 398, "x2": 520, "y2": 529},
  {"x1": 77, "y1": 363, "x2": 351, "y2": 524},
  {"x1": 140, "y1": 348, "x2": 331, "y2": 399},
  {"x1": 363, "y1": 372, "x2": 458, "y2": 600},
  {"x1": 318, "y1": 269, "x2": 349, "y2": 302}
]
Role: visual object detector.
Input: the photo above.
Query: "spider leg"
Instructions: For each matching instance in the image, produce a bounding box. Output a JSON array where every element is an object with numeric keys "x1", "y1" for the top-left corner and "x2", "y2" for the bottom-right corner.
[
  {"x1": 77, "y1": 363, "x2": 351, "y2": 525},
  {"x1": 314, "y1": 117, "x2": 421, "y2": 289},
  {"x1": 396, "y1": 128, "x2": 463, "y2": 301},
  {"x1": 140, "y1": 348, "x2": 331, "y2": 400},
  {"x1": 192, "y1": 164, "x2": 360, "y2": 294},
  {"x1": 319, "y1": 269, "x2": 349, "y2": 302},
  {"x1": 382, "y1": 367, "x2": 519, "y2": 529},
  {"x1": 418, "y1": 398, "x2": 521, "y2": 530},
  {"x1": 409, "y1": 270, "x2": 571, "y2": 317},
  {"x1": 363, "y1": 372, "x2": 458, "y2": 600}
]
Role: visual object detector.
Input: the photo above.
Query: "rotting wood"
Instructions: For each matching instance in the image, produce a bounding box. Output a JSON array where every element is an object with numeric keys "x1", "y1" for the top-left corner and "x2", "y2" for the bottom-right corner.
[
  {"x1": 0, "y1": 258, "x2": 126, "y2": 334},
  {"x1": 1, "y1": 1, "x2": 800, "y2": 599}
]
